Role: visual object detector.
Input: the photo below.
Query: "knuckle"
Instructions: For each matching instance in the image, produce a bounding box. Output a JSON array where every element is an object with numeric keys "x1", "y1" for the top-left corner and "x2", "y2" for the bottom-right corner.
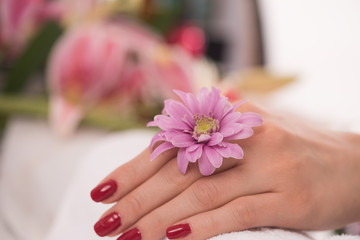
[
  {"x1": 191, "y1": 180, "x2": 219, "y2": 208},
  {"x1": 232, "y1": 202, "x2": 258, "y2": 229},
  {"x1": 126, "y1": 193, "x2": 143, "y2": 215},
  {"x1": 204, "y1": 215, "x2": 221, "y2": 232},
  {"x1": 152, "y1": 213, "x2": 164, "y2": 228},
  {"x1": 163, "y1": 160, "x2": 187, "y2": 188},
  {"x1": 141, "y1": 212, "x2": 166, "y2": 233}
]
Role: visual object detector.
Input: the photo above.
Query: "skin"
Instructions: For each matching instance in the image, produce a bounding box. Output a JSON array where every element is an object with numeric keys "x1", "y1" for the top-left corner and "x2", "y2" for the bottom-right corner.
[{"x1": 94, "y1": 103, "x2": 360, "y2": 240}]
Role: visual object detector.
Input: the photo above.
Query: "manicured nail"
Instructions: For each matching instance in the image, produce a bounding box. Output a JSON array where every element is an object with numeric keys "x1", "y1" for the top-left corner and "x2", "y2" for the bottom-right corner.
[
  {"x1": 166, "y1": 223, "x2": 191, "y2": 239},
  {"x1": 94, "y1": 212, "x2": 121, "y2": 237},
  {"x1": 91, "y1": 179, "x2": 117, "y2": 202},
  {"x1": 117, "y1": 227, "x2": 142, "y2": 240}
]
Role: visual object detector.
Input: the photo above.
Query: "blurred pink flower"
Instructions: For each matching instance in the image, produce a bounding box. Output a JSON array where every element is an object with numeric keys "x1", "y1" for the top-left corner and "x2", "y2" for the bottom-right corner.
[
  {"x1": 147, "y1": 87, "x2": 263, "y2": 176},
  {"x1": 47, "y1": 20, "x2": 195, "y2": 136},
  {"x1": 167, "y1": 23, "x2": 206, "y2": 58},
  {"x1": 0, "y1": 0, "x2": 63, "y2": 56}
]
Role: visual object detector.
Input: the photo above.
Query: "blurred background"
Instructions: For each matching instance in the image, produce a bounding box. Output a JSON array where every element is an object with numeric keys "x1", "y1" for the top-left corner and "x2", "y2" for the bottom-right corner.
[{"x1": 1, "y1": 0, "x2": 360, "y2": 239}]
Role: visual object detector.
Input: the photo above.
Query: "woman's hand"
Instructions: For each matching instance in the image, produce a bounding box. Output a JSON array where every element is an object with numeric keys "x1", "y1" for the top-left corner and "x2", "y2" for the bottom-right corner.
[{"x1": 90, "y1": 103, "x2": 360, "y2": 240}]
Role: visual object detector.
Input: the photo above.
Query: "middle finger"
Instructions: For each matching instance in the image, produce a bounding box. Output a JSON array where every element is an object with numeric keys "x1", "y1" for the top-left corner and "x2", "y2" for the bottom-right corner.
[{"x1": 132, "y1": 164, "x2": 268, "y2": 240}]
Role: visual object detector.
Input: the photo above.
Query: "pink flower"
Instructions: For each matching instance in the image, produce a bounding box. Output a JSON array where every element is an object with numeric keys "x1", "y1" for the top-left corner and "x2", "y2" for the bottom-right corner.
[
  {"x1": 167, "y1": 23, "x2": 205, "y2": 58},
  {"x1": 47, "y1": 20, "x2": 195, "y2": 136},
  {"x1": 147, "y1": 87, "x2": 263, "y2": 176},
  {"x1": 0, "y1": 0, "x2": 63, "y2": 56}
]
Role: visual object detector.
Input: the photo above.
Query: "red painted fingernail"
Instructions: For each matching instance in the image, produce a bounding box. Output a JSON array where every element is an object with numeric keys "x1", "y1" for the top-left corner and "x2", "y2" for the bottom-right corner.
[
  {"x1": 117, "y1": 227, "x2": 142, "y2": 240},
  {"x1": 166, "y1": 224, "x2": 191, "y2": 239},
  {"x1": 94, "y1": 212, "x2": 121, "y2": 237},
  {"x1": 91, "y1": 179, "x2": 117, "y2": 202}
]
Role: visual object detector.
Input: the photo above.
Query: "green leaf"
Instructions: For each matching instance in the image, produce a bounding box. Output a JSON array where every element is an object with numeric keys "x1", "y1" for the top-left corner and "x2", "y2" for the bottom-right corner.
[{"x1": 3, "y1": 21, "x2": 63, "y2": 93}]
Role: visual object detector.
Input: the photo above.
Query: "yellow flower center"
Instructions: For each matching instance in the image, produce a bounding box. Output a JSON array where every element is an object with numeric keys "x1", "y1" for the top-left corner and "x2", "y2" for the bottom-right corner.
[{"x1": 193, "y1": 114, "x2": 219, "y2": 137}]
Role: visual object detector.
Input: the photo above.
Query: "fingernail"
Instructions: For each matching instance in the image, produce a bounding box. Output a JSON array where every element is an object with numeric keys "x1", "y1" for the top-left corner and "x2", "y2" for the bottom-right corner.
[
  {"x1": 91, "y1": 179, "x2": 117, "y2": 202},
  {"x1": 94, "y1": 212, "x2": 121, "y2": 237},
  {"x1": 166, "y1": 223, "x2": 191, "y2": 239},
  {"x1": 117, "y1": 227, "x2": 142, "y2": 240}
]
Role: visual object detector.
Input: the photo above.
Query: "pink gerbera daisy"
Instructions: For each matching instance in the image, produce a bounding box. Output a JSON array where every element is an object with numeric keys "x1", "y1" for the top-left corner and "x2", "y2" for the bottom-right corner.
[{"x1": 147, "y1": 87, "x2": 263, "y2": 176}]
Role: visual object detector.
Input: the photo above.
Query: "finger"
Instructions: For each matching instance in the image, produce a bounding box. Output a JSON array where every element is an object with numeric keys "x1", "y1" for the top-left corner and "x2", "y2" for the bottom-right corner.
[
  {"x1": 101, "y1": 155, "x2": 241, "y2": 237},
  {"x1": 166, "y1": 193, "x2": 280, "y2": 240},
  {"x1": 90, "y1": 147, "x2": 177, "y2": 203},
  {"x1": 102, "y1": 157, "x2": 201, "y2": 237},
  {"x1": 127, "y1": 166, "x2": 267, "y2": 239}
]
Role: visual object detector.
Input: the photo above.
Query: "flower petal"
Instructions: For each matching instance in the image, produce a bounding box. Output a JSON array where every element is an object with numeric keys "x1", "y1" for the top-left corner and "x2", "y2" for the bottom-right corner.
[
  {"x1": 155, "y1": 115, "x2": 189, "y2": 131},
  {"x1": 173, "y1": 89, "x2": 199, "y2": 114},
  {"x1": 225, "y1": 126, "x2": 253, "y2": 140},
  {"x1": 219, "y1": 123, "x2": 243, "y2": 137},
  {"x1": 214, "y1": 145, "x2": 232, "y2": 158},
  {"x1": 150, "y1": 141, "x2": 175, "y2": 161},
  {"x1": 173, "y1": 89, "x2": 188, "y2": 104},
  {"x1": 185, "y1": 92, "x2": 200, "y2": 114},
  {"x1": 206, "y1": 87, "x2": 221, "y2": 116},
  {"x1": 149, "y1": 131, "x2": 166, "y2": 150},
  {"x1": 177, "y1": 148, "x2": 189, "y2": 174},
  {"x1": 204, "y1": 145, "x2": 223, "y2": 168},
  {"x1": 197, "y1": 87, "x2": 211, "y2": 115},
  {"x1": 198, "y1": 153, "x2": 216, "y2": 176},
  {"x1": 170, "y1": 133, "x2": 195, "y2": 147},
  {"x1": 212, "y1": 95, "x2": 229, "y2": 119},
  {"x1": 237, "y1": 112, "x2": 263, "y2": 127},
  {"x1": 154, "y1": 115, "x2": 175, "y2": 130},
  {"x1": 164, "y1": 99, "x2": 194, "y2": 125},
  {"x1": 220, "y1": 101, "x2": 241, "y2": 120},
  {"x1": 198, "y1": 134, "x2": 211, "y2": 142},
  {"x1": 226, "y1": 142, "x2": 244, "y2": 159},
  {"x1": 146, "y1": 120, "x2": 157, "y2": 127},
  {"x1": 221, "y1": 107, "x2": 234, "y2": 119},
  {"x1": 185, "y1": 144, "x2": 203, "y2": 162},
  {"x1": 208, "y1": 132, "x2": 223, "y2": 146},
  {"x1": 221, "y1": 111, "x2": 242, "y2": 126}
]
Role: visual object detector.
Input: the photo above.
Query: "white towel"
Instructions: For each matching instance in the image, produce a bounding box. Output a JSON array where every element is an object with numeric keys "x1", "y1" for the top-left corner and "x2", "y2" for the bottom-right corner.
[
  {"x1": 210, "y1": 229, "x2": 360, "y2": 240},
  {"x1": 211, "y1": 228, "x2": 311, "y2": 240}
]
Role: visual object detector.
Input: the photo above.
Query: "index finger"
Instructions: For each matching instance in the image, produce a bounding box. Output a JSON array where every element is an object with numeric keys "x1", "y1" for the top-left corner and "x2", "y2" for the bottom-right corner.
[{"x1": 90, "y1": 146, "x2": 177, "y2": 203}]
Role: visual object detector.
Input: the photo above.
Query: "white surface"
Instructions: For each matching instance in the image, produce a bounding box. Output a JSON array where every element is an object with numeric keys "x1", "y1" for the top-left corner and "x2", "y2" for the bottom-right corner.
[
  {"x1": 0, "y1": 117, "x2": 107, "y2": 239},
  {"x1": 211, "y1": 228, "x2": 313, "y2": 240},
  {"x1": 259, "y1": 0, "x2": 360, "y2": 130},
  {"x1": 45, "y1": 130, "x2": 154, "y2": 240}
]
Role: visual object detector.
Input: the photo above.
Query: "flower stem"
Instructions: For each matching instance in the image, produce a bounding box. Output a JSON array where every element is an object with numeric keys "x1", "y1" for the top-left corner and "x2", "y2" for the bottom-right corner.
[{"x1": 0, "y1": 95, "x2": 145, "y2": 131}]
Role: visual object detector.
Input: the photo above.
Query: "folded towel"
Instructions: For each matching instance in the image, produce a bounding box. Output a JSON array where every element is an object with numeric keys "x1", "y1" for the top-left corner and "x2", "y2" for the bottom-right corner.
[
  {"x1": 329, "y1": 236, "x2": 360, "y2": 240},
  {"x1": 209, "y1": 228, "x2": 360, "y2": 240},
  {"x1": 209, "y1": 228, "x2": 312, "y2": 240}
]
